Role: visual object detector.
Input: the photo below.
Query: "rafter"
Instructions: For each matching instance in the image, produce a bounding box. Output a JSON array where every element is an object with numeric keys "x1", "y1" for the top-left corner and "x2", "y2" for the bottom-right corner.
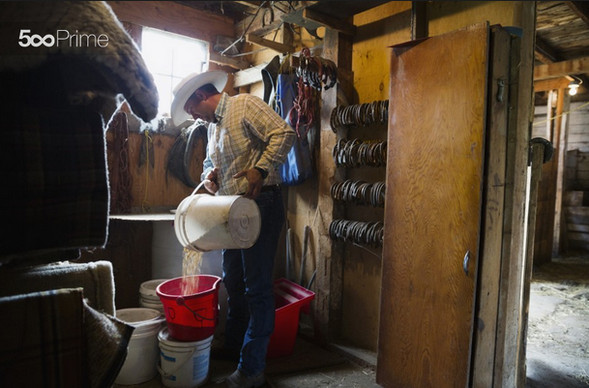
[
  {"x1": 566, "y1": 1, "x2": 589, "y2": 26},
  {"x1": 534, "y1": 56, "x2": 589, "y2": 80}
]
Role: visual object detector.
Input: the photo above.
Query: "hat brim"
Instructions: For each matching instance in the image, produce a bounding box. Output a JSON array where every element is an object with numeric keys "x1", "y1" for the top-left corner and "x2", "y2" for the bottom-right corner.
[{"x1": 171, "y1": 70, "x2": 228, "y2": 126}]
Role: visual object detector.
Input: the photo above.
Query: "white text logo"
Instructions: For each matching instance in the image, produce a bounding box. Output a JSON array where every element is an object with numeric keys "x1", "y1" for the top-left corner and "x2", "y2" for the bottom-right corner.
[{"x1": 18, "y1": 29, "x2": 109, "y2": 48}]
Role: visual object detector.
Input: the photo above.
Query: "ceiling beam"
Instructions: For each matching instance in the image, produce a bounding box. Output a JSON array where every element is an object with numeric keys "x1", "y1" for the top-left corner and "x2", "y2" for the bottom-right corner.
[
  {"x1": 209, "y1": 52, "x2": 249, "y2": 70},
  {"x1": 246, "y1": 33, "x2": 294, "y2": 53},
  {"x1": 566, "y1": 1, "x2": 589, "y2": 26},
  {"x1": 234, "y1": 1, "x2": 264, "y2": 10},
  {"x1": 534, "y1": 36, "x2": 559, "y2": 64},
  {"x1": 534, "y1": 56, "x2": 589, "y2": 80},
  {"x1": 533, "y1": 77, "x2": 571, "y2": 92},
  {"x1": 302, "y1": 8, "x2": 356, "y2": 36}
]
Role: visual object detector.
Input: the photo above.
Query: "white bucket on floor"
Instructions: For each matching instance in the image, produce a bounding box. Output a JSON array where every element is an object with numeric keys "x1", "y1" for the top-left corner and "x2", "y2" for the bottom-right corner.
[
  {"x1": 140, "y1": 279, "x2": 168, "y2": 312},
  {"x1": 158, "y1": 327, "x2": 213, "y2": 388},
  {"x1": 115, "y1": 308, "x2": 165, "y2": 385}
]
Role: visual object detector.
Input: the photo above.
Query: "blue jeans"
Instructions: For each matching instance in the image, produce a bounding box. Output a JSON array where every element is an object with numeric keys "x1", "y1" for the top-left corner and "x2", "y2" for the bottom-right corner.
[{"x1": 222, "y1": 187, "x2": 284, "y2": 376}]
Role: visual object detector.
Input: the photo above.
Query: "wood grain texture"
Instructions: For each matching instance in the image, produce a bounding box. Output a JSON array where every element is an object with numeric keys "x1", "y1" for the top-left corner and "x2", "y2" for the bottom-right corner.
[
  {"x1": 471, "y1": 26, "x2": 511, "y2": 388},
  {"x1": 377, "y1": 23, "x2": 489, "y2": 388}
]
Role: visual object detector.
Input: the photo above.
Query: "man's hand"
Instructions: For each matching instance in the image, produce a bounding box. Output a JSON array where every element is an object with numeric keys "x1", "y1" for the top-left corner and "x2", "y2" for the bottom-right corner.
[
  {"x1": 203, "y1": 167, "x2": 219, "y2": 194},
  {"x1": 233, "y1": 168, "x2": 264, "y2": 199}
]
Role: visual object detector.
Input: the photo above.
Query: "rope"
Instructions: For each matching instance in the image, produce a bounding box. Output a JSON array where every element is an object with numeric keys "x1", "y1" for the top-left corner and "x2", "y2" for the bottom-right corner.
[{"x1": 533, "y1": 100, "x2": 589, "y2": 127}]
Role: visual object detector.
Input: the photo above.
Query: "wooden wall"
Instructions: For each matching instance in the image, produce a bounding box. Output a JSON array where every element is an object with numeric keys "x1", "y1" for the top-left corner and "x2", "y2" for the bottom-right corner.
[{"x1": 534, "y1": 101, "x2": 589, "y2": 253}]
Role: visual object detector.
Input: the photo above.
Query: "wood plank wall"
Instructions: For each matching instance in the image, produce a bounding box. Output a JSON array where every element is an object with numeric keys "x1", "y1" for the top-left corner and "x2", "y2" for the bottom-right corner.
[{"x1": 534, "y1": 101, "x2": 589, "y2": 252}]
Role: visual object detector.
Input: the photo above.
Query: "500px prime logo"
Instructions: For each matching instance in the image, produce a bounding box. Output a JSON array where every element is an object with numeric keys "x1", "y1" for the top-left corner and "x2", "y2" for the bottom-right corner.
[{"x1": 18, "y1": 29, "x2": 109, "y2": 48}]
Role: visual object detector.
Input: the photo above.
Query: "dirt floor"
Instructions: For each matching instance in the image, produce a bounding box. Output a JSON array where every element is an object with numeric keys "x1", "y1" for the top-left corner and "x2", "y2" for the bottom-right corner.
[
  {"x1": 117, "y1": 253, "x2": 589, "y2": 388},
  {"x1": 525, "y1": 253, "x2": 589, "y2": 388}
]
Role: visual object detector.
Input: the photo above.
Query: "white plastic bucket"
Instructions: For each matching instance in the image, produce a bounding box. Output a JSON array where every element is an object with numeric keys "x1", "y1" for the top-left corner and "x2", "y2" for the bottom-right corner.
[
  {"x1": 174, "y1": 185, "x2": 261, "y2": 252},
  {"x1": 140, "y1": 279, "x2": 168, "y2": 312},
  {"x1": 115, "y1": 308, "x2": 165, "y2": 385},
  {"x1": 158, "y1": 328, "x2": 213, "y2": 388}
]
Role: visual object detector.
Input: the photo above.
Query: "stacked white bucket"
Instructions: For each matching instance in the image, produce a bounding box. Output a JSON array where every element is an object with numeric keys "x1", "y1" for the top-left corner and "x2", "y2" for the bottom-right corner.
[
  {"x1": 135, "y1": 278, "x2": 213, "y2": 388},
  {"x1": 140, "y1": 279, "x2": 167, "y2": 312},
  {"x1": 114, "y1": 308, "x2": 165, "y2": 385}
]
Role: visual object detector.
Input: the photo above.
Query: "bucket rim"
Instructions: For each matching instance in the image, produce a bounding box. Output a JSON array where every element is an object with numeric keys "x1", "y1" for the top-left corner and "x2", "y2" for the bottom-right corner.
[
  {"x1": 156, "y1": 274, "x2": 221, "y2": 299},
  {"x1": 116, "y1": 307, "x2": 163, "y2": 323},
  {"x1": 158, "y1": 327, "x2": 214, "y2": 347},
  {"x1": 140, "y1": 278, "x2": 170, "y2": 294}
]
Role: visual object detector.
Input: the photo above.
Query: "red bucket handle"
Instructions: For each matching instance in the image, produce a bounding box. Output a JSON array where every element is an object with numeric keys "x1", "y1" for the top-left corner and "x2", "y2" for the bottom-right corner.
[{"x1": 176, "y1": 296, "x2": 217, "y2": 321}]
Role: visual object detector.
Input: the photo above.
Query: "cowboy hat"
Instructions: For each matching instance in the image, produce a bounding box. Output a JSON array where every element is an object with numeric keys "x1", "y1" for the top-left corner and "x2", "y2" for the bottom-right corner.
[{"x1": 171, "y1": 70, "x2": 228, "y2": 126}]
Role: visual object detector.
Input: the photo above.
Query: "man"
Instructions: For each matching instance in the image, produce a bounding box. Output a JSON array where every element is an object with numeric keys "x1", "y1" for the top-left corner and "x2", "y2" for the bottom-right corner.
[{"x1": 171, "y1": 70, "x2": 295, "y2": 388}]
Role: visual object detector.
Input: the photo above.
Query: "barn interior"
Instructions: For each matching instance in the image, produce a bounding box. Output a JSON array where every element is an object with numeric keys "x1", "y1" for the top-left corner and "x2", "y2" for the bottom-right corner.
[{"x1": 0, "y1": 2, "x2": 588, "y2": 388}]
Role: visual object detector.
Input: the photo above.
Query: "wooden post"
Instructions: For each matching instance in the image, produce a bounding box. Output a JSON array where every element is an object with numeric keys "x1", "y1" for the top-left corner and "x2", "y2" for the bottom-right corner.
[
  {"x1": 553, "y1": 89, "x2": 571, "y2": 255},
  {"x1": 313, "y1": 27, "x2": 353, "y2": 341},
  {"x1": 471, "y1": 26, "x2": 511, "y2": 388},
  {"x1": 494, "y1": 2, "x2": 536, "y2": 386},
  {"x1": 549, "y1": 88, "x2": 566, "y2": 255}
]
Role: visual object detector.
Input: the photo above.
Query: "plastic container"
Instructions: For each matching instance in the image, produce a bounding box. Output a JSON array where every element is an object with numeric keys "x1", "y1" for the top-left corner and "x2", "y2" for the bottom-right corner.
[
  {"x1": 157, "y1": 275, "x2": 221, "y2": 341},
  {"x1": 267, "y1": 278, "x2": 315, "y2": 358},
  {"x1": 140, "y1": 279, "x2": 168, "y2": 312},
  {"x1": 114, "y1": 308, "x2": 165, "y2": 385},
  {"x1": 174, "y1": 187, "x2": 261, "y2": 252},
  {"x1": 158, "y1": 328, "x2": 213, "y2": 388}
]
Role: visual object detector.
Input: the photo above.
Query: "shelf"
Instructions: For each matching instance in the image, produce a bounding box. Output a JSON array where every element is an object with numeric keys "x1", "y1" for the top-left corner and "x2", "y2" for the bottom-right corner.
[{"x1": 109, "y1": 213, "x2": 175, "y2": 221}]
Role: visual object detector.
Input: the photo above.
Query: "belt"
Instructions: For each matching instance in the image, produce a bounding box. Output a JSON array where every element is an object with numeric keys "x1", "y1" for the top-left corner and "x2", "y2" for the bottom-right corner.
[{"x1": 261, "y1": 184, "x2": 280, "y2": 192}]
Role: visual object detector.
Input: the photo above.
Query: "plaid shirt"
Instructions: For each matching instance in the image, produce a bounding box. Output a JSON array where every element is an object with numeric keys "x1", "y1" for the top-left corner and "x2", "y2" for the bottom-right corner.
[{"x1": 201, "y1": 92, "x2": 295, "y2": 195}]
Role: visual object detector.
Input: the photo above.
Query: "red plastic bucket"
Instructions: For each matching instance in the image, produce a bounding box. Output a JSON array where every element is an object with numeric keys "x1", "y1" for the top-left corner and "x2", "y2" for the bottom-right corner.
[{"x1": 156, "y1": 275, "x2": 221, "y2": 341}]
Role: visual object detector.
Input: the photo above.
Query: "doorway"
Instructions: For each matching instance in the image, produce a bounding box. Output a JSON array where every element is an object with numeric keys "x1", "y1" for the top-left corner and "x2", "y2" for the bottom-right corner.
[{"x1": 526, "y1": 96, "x2": 589, "y2": 387}]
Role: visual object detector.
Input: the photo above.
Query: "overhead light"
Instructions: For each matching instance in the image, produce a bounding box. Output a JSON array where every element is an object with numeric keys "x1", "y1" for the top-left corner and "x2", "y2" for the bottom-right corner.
[{"x1": 569, "y1": 79, "x2": 581, "y2": 96}]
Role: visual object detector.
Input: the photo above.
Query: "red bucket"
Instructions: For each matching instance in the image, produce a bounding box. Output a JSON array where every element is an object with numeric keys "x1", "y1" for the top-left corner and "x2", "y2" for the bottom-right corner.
[{"x1": 156, "y1": 275, "x2": 221, "y2": 341}]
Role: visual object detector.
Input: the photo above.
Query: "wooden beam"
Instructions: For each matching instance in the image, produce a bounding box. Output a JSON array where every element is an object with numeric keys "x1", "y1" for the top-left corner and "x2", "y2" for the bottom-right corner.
[
  {"x1": 209, "y1": 52, "x2": 249, "y2": 70},
  {"x1": 107, "y1": 1, "x2": 234, "y2": 43},
  {"x1": 234, "y1": 1, "x2": 264, "y2": 10},
  {"x1": 534, "y1": 56, "x2": 589, "y2": 80},
  {"x1": 566, "y1": 1, "x2": 589, "y2": 26},
  {"x1": 313, "y1": 27, "x2": 353, "y2": 343},
  {"x1": 411, "y1": 1, "x2": 427, "y2": 40},
  {"x1": 534, "y1": 36, "x2": 559, "y2": 64},
  {"x1": 246, "y1": 33, "x2": 294, "y2": 53},
  {"x1": 233, "y1": 63, "x2": 265, "y2": 88},
  {"x1": 302, "y1": 8, "x2": 356, "y2": 36},
  {"x1": 534, "y1": 77, "x2": 571, "y2": 92}
]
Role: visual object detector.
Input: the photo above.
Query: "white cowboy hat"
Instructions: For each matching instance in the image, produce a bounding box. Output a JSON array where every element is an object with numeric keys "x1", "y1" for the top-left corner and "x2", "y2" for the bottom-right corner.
[{"x1": 170, "y1": 70, "x2": 228, "y2": 126}]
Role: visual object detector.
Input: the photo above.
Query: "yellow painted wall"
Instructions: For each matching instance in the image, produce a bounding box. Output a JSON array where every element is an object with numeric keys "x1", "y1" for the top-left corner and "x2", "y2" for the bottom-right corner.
[{"x1": 342, "y1": 1, "x2": 528, "y2": 351}]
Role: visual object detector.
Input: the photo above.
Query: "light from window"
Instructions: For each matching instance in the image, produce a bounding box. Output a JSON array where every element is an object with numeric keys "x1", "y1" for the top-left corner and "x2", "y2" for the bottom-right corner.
[{"x1": 141, "y1": 27, "x2": 208, "y2": 117}]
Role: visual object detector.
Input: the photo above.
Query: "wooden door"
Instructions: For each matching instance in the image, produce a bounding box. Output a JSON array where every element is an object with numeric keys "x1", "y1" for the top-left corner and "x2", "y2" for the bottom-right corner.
[{"x1": 377, "y1": 23, "x2": 489, "y2": 388}]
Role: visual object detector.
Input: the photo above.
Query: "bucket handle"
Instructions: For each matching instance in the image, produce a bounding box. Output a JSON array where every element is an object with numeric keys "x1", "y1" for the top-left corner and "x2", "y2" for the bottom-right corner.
[
  {"x1": 178, "y1": 180, "x2": 212, "y2": 252},
  {"x1": 190, "y1": 180, "x2": 213, "y2": 196},
  {"x1": 157, "y1": 346, "x2": 197, "y2": 378},
  {"x1": 177, "y1": 296, "x2": 217, "y2": 321}
]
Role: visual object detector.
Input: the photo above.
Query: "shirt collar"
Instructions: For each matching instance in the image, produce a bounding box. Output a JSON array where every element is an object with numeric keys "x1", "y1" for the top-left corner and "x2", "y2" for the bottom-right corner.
[{"x1": 214, "y1": 92, "x2": 229, "y2": 122}]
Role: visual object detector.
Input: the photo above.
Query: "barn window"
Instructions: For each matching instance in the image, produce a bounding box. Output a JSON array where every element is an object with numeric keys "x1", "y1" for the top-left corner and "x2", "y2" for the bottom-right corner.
[{"x1": 141, "y1": 27, "x2": 208, "y2": 117}]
